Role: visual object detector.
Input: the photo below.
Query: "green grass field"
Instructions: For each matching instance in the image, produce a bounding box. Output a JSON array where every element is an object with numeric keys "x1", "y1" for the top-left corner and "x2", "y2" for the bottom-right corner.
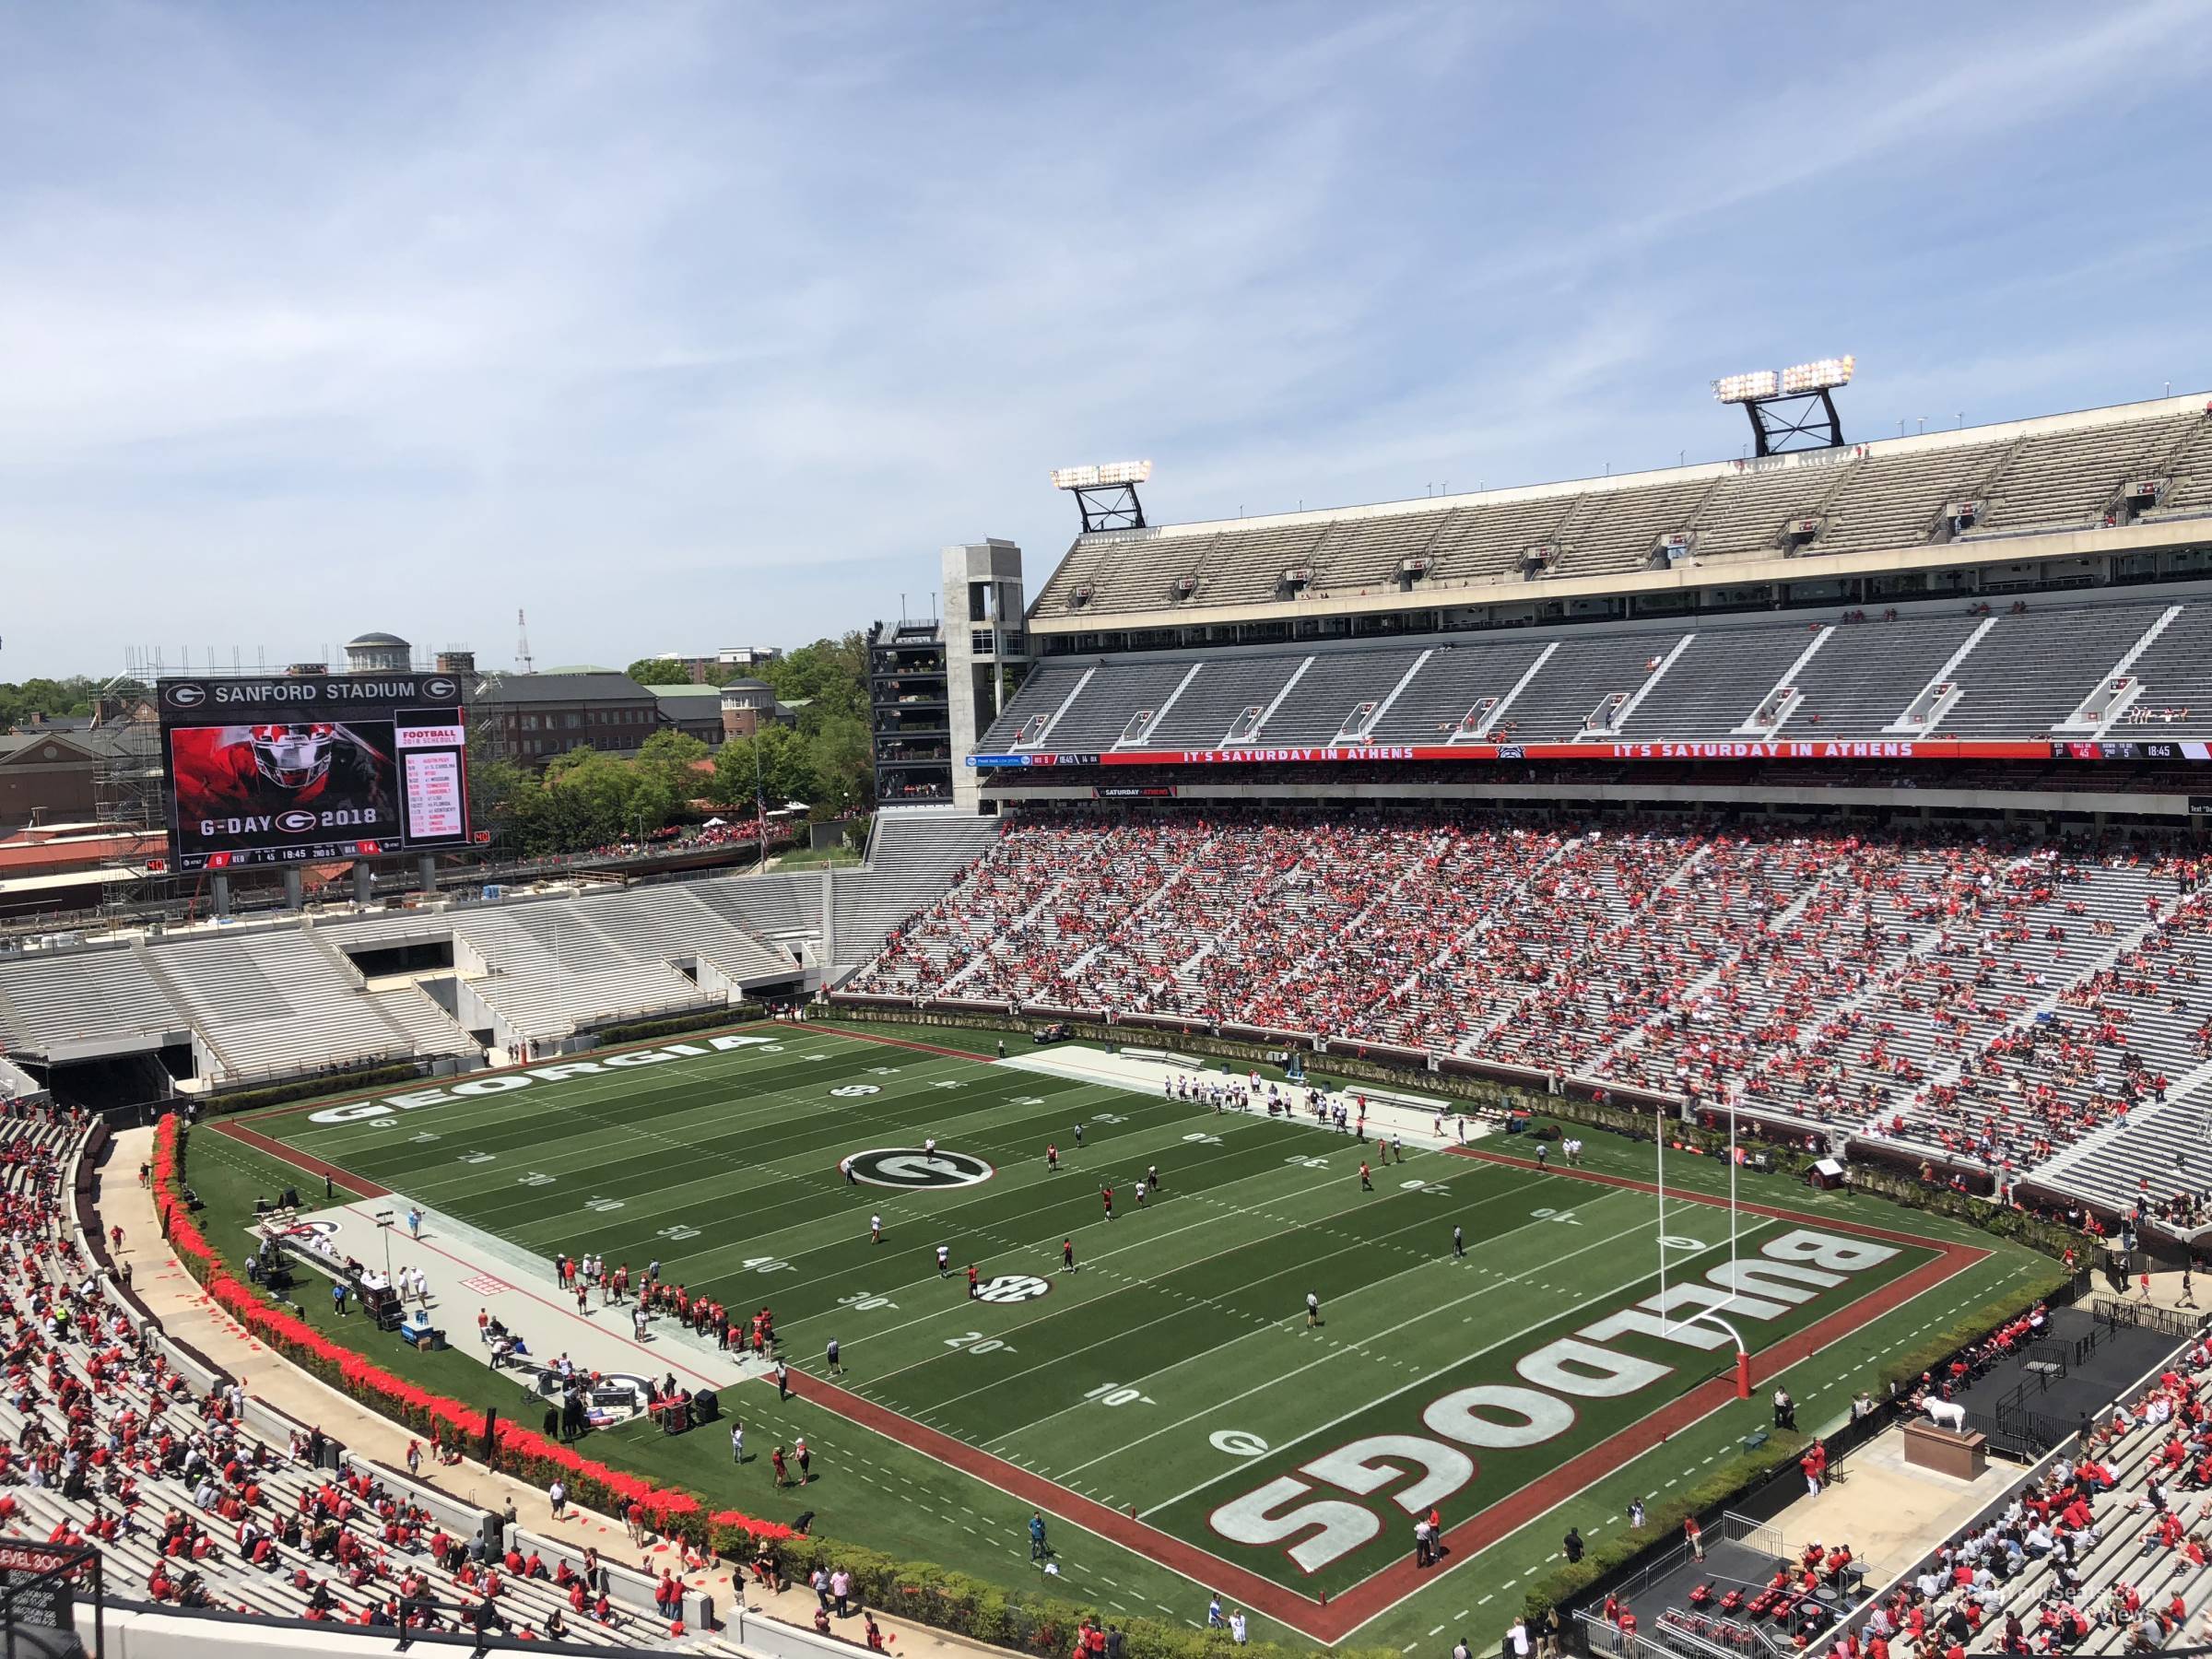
[{"x1": 193, "y1": 1018, "x2": 2063, "y2": 1653}]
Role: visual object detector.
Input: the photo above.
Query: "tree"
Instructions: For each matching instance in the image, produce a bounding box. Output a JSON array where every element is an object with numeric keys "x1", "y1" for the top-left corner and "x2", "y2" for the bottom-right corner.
[
  {"x1": 637, "y1": 728, "x2": 710, "y2": 794},
  {"x1": 803, "y1": 714, "x2": 873, "y2": 816},
  {"x1": 0, "y1": 676, "x2": 102, "y2": 730},
  {"x1": 712, "y1": 723, "x2": 821, "y2": 810},
  {"x1": 759, "y1": 633, "x2": 867, "y2": 728},
  {"x1": 624, "y1": 657, "x2": 693, "y2": 688}
]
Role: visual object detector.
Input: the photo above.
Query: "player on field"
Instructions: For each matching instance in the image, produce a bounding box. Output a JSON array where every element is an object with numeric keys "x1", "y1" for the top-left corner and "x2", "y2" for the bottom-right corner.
[
  {"x1": 1063, "y1": 1239, "x2": 1076, "y2": 1273},
  {"x1": 827, "y1": 1338, "x2": 842, "y2": 1375},
  {"x1": 924, "y1": 1136, "x2": 937, "y2": 1159},
  {"x1": 1147, "y1": 1163, "x2": 1160, "y2": 1192},
  {"x1": 1134, "y1": 1179, "x2": 1147, "y2": 1208},
  {"x1": 1306, "y1": 1291, "x2": 1321, "y2": 1327},
  {"x1": 1074, "y1": 1123, "x2": 1084, "y2": 1147},
  {"x1": 966, "y1": 1264, "x2": 980, "y2": 1299},
  {"x1": 1100, "y1": 1183, "x2": 1114, "y2": 1221},
  {"x1": 1392, "y1": 1133, "x2": 1405, "y2": 1164},
  {"x1": 1453, "y1": 1225, "x2": 1465, "y2": 1258},
  {"x1": 1046, "y1": 1144, "x2": 1059, "y2": 1171},
  {"x1": 1359, "y1": 1161, "x2": 1372, "y2": 1192},
  {"x1": 870, "y1": 1215, "x2": 883, "y2": 1245},
  {"x1": 935, "y1": 1244, "x2": 950, "y2": 1278}
]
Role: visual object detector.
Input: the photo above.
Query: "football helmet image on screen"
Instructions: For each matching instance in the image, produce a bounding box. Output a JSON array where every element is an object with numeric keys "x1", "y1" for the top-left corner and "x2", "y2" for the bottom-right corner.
[{"x1": 169, "y1": 722, "x2": 399, "y2": 858}]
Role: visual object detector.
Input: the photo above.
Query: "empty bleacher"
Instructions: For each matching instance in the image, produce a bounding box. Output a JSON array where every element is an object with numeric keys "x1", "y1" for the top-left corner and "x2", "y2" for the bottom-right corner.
[
  {"x1": 687, "y1": 871, "x2": 819, "y2": 939},
  {"x1": 0, "y1": 947, "x2": 183, "y2": 1058},
  {"x1": 1620, "y1": 629, "x2": 1810, "y2": 737},
  {"x1": 1370, "y1": 637, "x2": 1552, "y2": 743},
  {"x1": 1771, "y1": 614, "x2": 1983, "y2": 737},
  {"x1": 979, "y1": 590, "x2": 2212, "y2": 751},
  {"x1": 157, "y1": 930, "x2": 417, "y2": 1083},
  {"x1": 1147, "y1": 657, "x2": 1301, "y2": 746},
  {"x1": 1030, "y1": 395, "x2": 2212, "y2": 623},
  {"x1": 1970, "y1": 408, "x2": 2196, "y2": 535},
  {"x1": 2102, "y1": 603, "x2": 2212, "y2": 731},
  {"x1": 1934, "y1": 605, "x2": 2169, "y2": 736},
  {"x1": 2141, "y1": 414, "x2": 2212, "y2": 525},
  {"x1": 1256, "y1": 647, "x2": 1422, "y2": 742}
]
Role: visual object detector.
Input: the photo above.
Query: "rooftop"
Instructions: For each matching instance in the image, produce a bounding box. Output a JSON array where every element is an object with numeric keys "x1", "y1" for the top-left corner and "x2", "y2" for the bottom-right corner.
[{"x1": 468, "y1": 671, "x2": 653, "y2": 706}]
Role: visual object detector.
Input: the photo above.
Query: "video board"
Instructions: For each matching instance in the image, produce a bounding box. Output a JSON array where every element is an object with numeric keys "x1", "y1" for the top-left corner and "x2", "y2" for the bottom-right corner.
[{"x1": 158, "y1": 673, "x2": 472, "y2": 871}]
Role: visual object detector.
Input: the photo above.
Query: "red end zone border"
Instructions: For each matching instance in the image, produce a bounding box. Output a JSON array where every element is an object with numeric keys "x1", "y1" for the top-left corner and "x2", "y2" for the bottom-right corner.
[{"x1": 206, "y1": 1090, "x2": 1990, "y2": 1646}]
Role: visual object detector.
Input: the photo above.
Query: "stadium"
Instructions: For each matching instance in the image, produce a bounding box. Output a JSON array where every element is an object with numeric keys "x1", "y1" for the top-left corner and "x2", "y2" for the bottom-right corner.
[{"x1": 9, "y1": 359, "x2": 2212, "y2": 1659}]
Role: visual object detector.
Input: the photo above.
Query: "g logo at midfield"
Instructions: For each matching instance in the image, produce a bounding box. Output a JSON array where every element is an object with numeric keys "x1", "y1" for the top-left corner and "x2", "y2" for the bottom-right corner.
[
  {"x1": 841, "y1": 1148, "x2": 994, "y2": 1190},
  {"x1": 973, "y1": 1274, "x2": 1050, "y2": 1304}
]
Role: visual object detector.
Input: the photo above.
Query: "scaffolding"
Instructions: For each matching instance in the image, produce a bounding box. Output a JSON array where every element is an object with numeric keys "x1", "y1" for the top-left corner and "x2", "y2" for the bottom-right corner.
[{"x1": 88, "y1": 672, "x2": 168, "y2": 918}]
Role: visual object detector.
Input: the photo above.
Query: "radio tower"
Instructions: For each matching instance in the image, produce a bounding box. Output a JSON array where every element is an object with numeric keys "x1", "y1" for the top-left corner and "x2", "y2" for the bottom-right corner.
[{"x1": 515, "y1": 608, "x2": 535, "y2": 674}]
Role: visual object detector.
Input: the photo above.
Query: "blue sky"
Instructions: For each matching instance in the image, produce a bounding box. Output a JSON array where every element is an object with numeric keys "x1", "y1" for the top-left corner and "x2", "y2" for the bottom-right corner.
[{"x1": 3, "y1": 0, "x2": 2209, "y2": 678}]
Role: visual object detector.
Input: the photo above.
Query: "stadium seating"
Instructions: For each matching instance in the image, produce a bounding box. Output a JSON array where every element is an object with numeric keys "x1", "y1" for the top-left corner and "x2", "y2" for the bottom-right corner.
[
  {"x1": 2141, "y1": 418, "x2": 2212, "y2": 526},
  {"x1": 826, "y1": 808, "x2": 1003, "y2": 971},
  {"x1": 1969, "y1": 412, "x2": 2191, "y2": 536},
  {"x1": 156, "y1": 930, "x2": 420, "y2": 1085},
  {"x1": 0, "y1": 812, "x2": 996, "y2": 1088},
  {"x1": 1030, "y1": 402, "x2": 2211, "y2": 619},
  {"x1": 982, "y1": 594, "x2": 2212, "y2": 749},
  {"x1": 845, "y1": 810, "x2": 2212, "y2": 1223},
  {"x1": 0, "y1": 948, "x2": 183, "y2": 1058},
  {"x1": 1874, "y1": 1343, "x2": 2212, "y2": 1654},
  {"x1": 0, "y1": 1113, "x2": 739, "y2": 1648}
]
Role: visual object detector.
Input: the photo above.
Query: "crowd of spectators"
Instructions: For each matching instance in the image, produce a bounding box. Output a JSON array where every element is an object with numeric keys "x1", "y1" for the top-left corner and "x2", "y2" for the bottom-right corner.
[
  {"x1": 1853, "y1": 1339, "x2": 2212, "y2": 1653},
  {"x1": 851, "y1": 809, "x2": 2212, "y2": 1192},
  {"x1": 0, "y1": 1107, "x2": 730, "y2": 1649}
]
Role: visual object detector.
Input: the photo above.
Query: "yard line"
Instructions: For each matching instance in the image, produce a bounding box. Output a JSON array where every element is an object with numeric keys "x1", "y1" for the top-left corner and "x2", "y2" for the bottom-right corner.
[
  {"x1": 853, "y1": 1166, "x2": 1578, "y2": 1402},
  {"x1": 391, "y1": 1062, "x2": 1128, "y2": 1221},
  {"x1": 992, "y1": 1182, "x2": 1643, "y2": 1455},
  {"x1": 793, "y1": 1153, "x2": 1559, "y2": 1371},
  {"x1": 1058, "y1": 1210, "x2": 1721, "y2": 1499},
  {"x1": 771, "y1": 1122, "x2": 1403, "y2": 1320}
]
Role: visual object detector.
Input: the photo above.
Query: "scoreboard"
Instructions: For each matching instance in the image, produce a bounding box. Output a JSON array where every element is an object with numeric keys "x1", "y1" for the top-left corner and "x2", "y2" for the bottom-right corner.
[{"x1": 157, "y1": 673, "x2": 474, "y2": 872}]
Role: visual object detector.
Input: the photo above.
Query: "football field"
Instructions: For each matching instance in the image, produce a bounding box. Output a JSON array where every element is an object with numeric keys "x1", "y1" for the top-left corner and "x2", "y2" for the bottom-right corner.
[{"x1": 211, "y1": 1019, "x2": 2040, "y2": 1650}]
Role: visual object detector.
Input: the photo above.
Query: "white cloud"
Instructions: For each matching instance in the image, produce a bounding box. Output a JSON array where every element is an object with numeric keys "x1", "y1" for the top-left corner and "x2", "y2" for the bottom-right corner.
[{"x1": 0, "y1": 0, "x2": 2208, "y2": 677}]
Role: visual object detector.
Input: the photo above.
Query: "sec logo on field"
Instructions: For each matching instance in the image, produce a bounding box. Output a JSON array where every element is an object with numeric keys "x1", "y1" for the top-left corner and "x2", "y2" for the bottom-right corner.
[
  {"x1": 841, "y1": 1148, "x2": 995, "y2": 1190},
  {"x1": 973, "y1": 1274, "x2": 1050, "y2": 1304}
]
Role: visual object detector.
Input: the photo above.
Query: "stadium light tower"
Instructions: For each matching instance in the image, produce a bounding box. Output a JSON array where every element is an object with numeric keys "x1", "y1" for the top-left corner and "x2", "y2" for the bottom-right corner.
[
  {"x1": 1051, "y1": 460, "x2": 1153, "y2": 534},
  {"x1": 1712, "y1": 355, "x2": 1856, "y2": 457}
]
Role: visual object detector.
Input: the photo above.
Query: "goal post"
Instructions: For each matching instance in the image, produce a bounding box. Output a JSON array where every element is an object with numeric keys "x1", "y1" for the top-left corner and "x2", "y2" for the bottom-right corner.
[{"x1": 1655, "y1": 1102, "x2": 1752, "y2": 1399}]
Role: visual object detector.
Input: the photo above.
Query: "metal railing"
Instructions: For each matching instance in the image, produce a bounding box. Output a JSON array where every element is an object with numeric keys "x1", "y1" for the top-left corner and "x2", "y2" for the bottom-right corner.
[{"x1": 2093, "y1": 1295, "x2": 2206, "y2": 1340}]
